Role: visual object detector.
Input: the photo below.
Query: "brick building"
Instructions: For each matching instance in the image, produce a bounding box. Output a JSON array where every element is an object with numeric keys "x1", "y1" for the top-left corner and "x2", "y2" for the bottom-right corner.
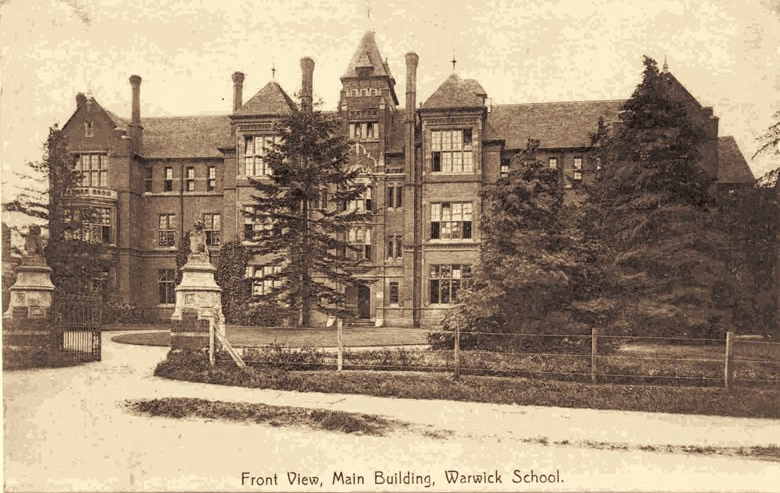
[{"x1": 59, "y1": 31, "x2": 754, "y2": 326}]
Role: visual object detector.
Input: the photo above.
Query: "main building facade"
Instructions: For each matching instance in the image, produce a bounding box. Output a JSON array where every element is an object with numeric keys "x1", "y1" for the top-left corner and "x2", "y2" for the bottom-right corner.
[{"x1": 59, "y1": 31, "x2": 755, "y2": 326}]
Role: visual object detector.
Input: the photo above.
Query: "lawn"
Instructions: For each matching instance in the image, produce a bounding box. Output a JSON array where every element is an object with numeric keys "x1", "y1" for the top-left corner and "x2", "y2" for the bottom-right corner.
[{"x1": 154, "y1": 351, "x2": 780, "y2": 419}]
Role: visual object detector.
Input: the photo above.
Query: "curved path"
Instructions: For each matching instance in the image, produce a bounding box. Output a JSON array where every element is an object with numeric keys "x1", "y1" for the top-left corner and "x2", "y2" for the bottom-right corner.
[{"x1": 4, "y1": 331, "x2": 780, "y2": 492}]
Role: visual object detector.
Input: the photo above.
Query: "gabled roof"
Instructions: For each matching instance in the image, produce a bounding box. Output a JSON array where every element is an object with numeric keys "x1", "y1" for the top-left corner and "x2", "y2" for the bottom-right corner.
[
  {"x1": 488, "y1": 100, "x2": 624, "y2": 149},
  {"x1": 342, "y1": 31, "x2": 393, "y2": 80},
  {"x1": 421, "y1": 73, "x2": 487, "y2": 110},
  {"x1": 717, "y1": 136, "x2": 755, "y2": 184},
  {"x1": 105, "y1": 109, "x2": 128, "y2": 130},
  {"x1": 234, "y1": 81, "x2": 296, "y2": 116},
  {"x1": 142, "y1": 115, "x2": 232, "y2": 159}
]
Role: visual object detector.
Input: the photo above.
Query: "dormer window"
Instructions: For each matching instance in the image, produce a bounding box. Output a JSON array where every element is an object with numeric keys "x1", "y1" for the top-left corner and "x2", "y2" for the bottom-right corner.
[{"x1": 84, "y1": 121, "x2": 94, "y2": 137}]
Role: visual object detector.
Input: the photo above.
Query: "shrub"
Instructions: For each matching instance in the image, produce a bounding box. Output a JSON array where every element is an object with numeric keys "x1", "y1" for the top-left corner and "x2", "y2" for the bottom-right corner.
[
  {"x1": 103, "y1": 301, "x2": 145, "y2": 324},
  {"x1": 241, "y1": 343, "x2": 327, "y2": 370}
]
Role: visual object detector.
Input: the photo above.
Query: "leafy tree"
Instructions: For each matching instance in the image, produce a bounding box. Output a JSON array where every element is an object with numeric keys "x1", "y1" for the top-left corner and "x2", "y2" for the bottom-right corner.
[
  {"x1": 440, "y1": 139, "x2": 594, "y2": 349},
  {"x1": 3, "y1": 126, "x2": 109, "y2": 295},
  {"x1": 175, "y1": 229, "x2": 191, "y2": 286},
  {"x1": 753, "y1": 110, "x2": 780, "y2": 159},
  {"x1": 245, "y1": 107, "x2": 372, "y2": 326},
  {"x1": 719, "y1": 187, "x2": 778, "y2": 335},
  {"x1": 213, "y1": 240, "x2": 251, "y2": 324},
  {"x1": 588, "y1": 56, "x2": 732, "y2": 338}
]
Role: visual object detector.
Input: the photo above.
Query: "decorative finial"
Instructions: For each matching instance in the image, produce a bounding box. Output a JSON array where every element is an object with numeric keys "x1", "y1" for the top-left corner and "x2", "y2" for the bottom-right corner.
[
  {"x1": 366, "y1": 0, "x2": 372, "y2": 20},
  {"x1": 663, "y1": 55, "x2": 669, "y2": 73},
  {"x1": 272, "y1": 59, "x2": 276, "y2": 80},
  {"x1": 451, "y1": 50, "x2": 456, "y2": 72}
]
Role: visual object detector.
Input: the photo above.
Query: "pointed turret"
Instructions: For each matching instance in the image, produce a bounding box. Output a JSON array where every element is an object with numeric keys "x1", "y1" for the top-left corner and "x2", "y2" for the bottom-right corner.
[{"x1": 341, "y1": 30, "x2": 398, "y2": 106}]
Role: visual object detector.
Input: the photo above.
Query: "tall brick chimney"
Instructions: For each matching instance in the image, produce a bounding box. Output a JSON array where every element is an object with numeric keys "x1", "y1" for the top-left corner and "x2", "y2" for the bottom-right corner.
[
  {"x1": 404, "y1": 52, "x2": 421, "y2": 327},
  {"x1": 405, "y1": 52, "x2": 418, "y2": 124},
  {"x1": 300, "y1": 57, "x2": 315, "y2": 112},
  {"x1": 232, "y1": 71, "x2": 245, "y2": 112},
  {"x1": 129, "y1": 75, "x2": 143, "y2": 154}
]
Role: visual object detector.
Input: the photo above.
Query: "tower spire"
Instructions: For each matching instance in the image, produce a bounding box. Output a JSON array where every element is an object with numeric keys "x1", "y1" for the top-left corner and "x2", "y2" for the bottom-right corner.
[{"x1": 663, "y1": 55, "x2": 669, "y2": 73}]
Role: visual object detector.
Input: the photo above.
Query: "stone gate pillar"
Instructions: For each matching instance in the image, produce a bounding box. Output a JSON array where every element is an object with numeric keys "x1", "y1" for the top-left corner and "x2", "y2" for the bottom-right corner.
[
  {"x1": 170, "y1": 224, "x2": 224, "y2": 350},
  {"x1": 3, "y1": 227, "x2": 54, "y2": 321}
]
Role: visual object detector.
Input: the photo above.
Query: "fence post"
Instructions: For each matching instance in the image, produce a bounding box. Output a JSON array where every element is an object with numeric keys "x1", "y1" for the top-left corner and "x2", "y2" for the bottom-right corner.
[
  {"x1": 337, "y1": 319, "x2": 343, "y2": 372},
  {"x1": 209, "y1": 318, "x2": 215, "y2": 368},
  {"x1": 591, "y1": 328, "x2": 600, "y2": 384},
  {"x1": 724, "y1": 331, "x2": 734, "y2": 391},
  {"x1": 454, "y1": 325, "x2": 461, "y2": 381}
]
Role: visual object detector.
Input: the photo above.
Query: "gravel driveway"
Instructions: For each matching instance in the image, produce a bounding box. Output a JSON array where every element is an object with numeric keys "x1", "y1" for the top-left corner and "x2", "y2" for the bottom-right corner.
[{"x1": 4, "y1": 331, "x2": 780, "y2": 492}]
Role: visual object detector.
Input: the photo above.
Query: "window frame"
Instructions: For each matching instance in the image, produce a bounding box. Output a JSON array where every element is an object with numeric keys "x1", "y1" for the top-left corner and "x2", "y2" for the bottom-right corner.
[
  {"x1": 244, "y1": 135, "x2": 278, "y2": 177},
  {"x1": 164, "y1": 167, "x2": 173, "y2": 192},
  {"x1": 207, "y1": 166, "x2": 216, "y2": 191},
  {"x1": 144, "y1": 167, "x2": 153, "y2": 192},
  {"x1": 389, "y1": 281, "x2": 399, "y2": 304},
  {"x1": 185, "y1": 166, "x2": 195, "y2": 191},
  {"x1": 573, "y1": 157, "x2": 583, "y2": 181},
  {"x1": 548, "y1": 157, "x2": 558, "y2": 170},
  {"x1": 202, "y1": 212, "x2": 222, "y2": 247},
  {"x1": 429, "y1": 264, "x2": 471, "y2": 305},
  {"x1": 158, "y1": 269, "x2": 176, "y2": 305},
  {"x1": 430, "y1": 129, "x2": 474, "y2": 174},
  {"x1": 158, "y1": 214, "x2": 176, "y2": 247},
  {"x1": 430, "y1": 202, "x2": 473, "y2": 240},
  {"x1": 75, "y1": 153, "x2": 108, "y2": 188},
  {"x1": 250, "y1": 265, "x2": 282, "y2": 296}
]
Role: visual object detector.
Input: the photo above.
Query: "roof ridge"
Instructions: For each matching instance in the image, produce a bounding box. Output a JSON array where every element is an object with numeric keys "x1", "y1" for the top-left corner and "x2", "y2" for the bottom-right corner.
[
  {"x1": 142, "y1": 113, "x2": 230, "y2": 119},
  {"x1": 494, "y1": 98, "x2": 626, "y2": 107}
]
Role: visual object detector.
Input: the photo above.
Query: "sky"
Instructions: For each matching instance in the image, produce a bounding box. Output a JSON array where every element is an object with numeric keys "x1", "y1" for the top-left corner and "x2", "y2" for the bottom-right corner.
[{"x1": 1, "y1": 0, "x2": 779, "y2": 199}]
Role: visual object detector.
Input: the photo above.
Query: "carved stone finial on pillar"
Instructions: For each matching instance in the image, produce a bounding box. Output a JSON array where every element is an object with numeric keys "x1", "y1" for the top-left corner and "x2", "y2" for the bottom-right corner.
[
  {"x1": 4, "y1": 225, "x2": 54, "y2": 320},
  {"x1": 170, "y1": 222, "x2": 224, "y2": 349}
]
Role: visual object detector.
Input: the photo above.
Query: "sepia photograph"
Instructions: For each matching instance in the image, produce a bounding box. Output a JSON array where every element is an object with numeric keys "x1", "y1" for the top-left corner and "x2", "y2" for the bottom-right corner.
[{"x1": 2, "y1": 0, "x2": 779, "y2": 491}]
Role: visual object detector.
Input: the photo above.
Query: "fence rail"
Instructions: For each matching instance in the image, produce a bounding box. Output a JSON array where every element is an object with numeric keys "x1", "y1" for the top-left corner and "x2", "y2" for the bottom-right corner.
[{"x1": 215, "y1": 325, "x2": 780, "y2": 390}]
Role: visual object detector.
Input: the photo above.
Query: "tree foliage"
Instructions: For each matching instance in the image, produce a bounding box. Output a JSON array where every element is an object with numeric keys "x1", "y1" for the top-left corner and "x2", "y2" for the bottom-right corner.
[
  {"x1": 245, "y1": 107, "x2": 372, "y2": 326},
  {"x1": 753, "y1": 110, "x2": 780, "y2": 159},
  {"x1": 3, "y1": 126, "x2": 110, "y2": 295},
  {"x1": 214, "y1": 240, "x2": 251, "y2": 324},
  {"x1": 441, "y1": 139, "x2": 594, "y2": 342},
  {"x1": 588, "y1": 56, "x2": 732, "y2": 337}
]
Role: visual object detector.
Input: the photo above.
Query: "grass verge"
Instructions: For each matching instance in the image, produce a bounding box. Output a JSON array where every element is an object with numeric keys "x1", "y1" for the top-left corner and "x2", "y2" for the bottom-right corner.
[
  {"x1": 3, "y1": 348, "x2": 86, "y2": 370},
  {"x1": 155, "y1": 350, "x2": 780, "y2": 419},
  {"x1": 125, "y1": 397, "x2": 399, "y2": 435}
]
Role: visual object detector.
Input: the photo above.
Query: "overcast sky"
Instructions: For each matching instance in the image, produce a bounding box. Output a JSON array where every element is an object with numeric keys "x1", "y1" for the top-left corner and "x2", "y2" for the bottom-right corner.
[{"x1": 1, "y1": 0, "x2": 779, "y2": 192}]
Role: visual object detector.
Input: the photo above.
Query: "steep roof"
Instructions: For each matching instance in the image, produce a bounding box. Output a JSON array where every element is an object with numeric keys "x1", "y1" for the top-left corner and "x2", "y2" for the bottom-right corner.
[
  {"x1": 342, "y1": 31, "x2": 393, "y2": 80},
  {"x1": 421, "y1": 73, "x2": 487, "y2": 110},
  {"x1": 488, "y1": 100, "x2": 624, "y2": 149},
  {"x1": 234, "y1": 81, "x2": 296, "y2": 116},
  {"x1": 717, "y1": 136, "x2": 755, "y2": 184},
  {"x1": 142, "y1": 115, "x2": 232, "y2": 159}
]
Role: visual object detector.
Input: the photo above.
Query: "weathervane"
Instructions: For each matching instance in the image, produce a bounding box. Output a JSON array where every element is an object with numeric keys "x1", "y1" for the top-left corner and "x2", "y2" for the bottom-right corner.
[
  {"x1": 451, "y1": 50, "x2": 457, "y2": 72},
  {"x1": 272, "y1": 58, "x2": 276, "y2": 80}
]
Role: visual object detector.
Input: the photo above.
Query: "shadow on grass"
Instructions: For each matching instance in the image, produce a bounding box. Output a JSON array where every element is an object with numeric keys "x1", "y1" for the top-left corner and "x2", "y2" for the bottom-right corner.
[{"x1": 125, "y1": 397, "x2": 400, "y2": 436}]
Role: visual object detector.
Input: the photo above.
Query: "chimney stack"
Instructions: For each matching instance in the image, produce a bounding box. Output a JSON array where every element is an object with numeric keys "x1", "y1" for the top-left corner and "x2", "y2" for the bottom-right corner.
[
  {"x1": 300, "y1": 57, "x2": 315, "y2": 112},
  {"x1": 129, "y1": 75, "x2": 143, "y2": 154},
  {"x1": 232, "y1": 71, "x2": 245, "y2": 112},
  {"x1": 405, "y1": 52, "x2": 419, "y2": 123},
  {"x1": 129, "y1": 75, "x2": 142, "y2": 125},
  {"x1": 76, "y1": 92, "x2": 87, "y2": 109}
]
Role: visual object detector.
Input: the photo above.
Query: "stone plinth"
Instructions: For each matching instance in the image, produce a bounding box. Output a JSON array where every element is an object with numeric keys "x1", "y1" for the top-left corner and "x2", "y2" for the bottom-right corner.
[
  {"x1": 3, "y1": 255, "x2": 55, "y2": 320},
  {"x1": 170, "y1": 253, "x2": 224, "y2": 348}
]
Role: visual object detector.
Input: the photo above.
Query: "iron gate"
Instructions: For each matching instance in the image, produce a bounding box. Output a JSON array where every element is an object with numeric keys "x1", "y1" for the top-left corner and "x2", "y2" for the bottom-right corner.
[{"x1": 52, "y1": 295, "x2": 102, "y2": 362}]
